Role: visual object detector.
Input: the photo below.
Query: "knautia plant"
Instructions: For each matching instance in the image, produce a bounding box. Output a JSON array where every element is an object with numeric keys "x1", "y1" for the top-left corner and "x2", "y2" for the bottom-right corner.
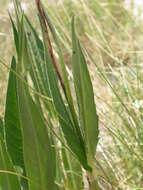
[{"x1": 0, "y1": 0, "x2": 100, "y2": 189}]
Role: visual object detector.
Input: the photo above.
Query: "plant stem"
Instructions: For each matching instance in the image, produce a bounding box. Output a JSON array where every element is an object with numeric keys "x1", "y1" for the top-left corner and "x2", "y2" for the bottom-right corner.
[
  {"x1": 87, "y1": 171, "x2": 101, "y2": 190},
  {"x1": 35, "y1": 0, "x2": 67, "y2": 97}
]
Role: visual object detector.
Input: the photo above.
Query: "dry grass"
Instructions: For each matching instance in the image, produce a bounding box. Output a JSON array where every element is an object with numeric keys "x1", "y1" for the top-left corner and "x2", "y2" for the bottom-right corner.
[
  {"x1": 0, "y1": 0, "x2": 37, "y2": 116},
  {"x1": 0, "y1": 0, "x2": 11, "y2": 116}
]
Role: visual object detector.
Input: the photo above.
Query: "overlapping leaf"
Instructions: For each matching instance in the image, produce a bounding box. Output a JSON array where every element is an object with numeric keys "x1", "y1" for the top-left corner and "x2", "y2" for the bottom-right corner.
[
  {"x1": 0, "y1": 135, "x2": 21, "y2": 190},
  {"x1": 16, "y1": 17, "x2": 57, "y2": 190},
  {"x1": 4, "y1": 57, "x2": 24, "y2": 168},
  {"x1": 71, "y1": 18, "x2": 99, "y2": 165},
  {"x1": 40, "y1": 17, "x2": 90, "y2": 170}
]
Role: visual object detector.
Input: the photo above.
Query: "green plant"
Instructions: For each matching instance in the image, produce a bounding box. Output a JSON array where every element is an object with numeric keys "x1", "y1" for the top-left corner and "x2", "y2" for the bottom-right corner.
[
  {"x1": 1, "y1": 1, "x2": 143, "y2": 189},
  {"x1": 0, "y1": 0, "x2": 100, "y2": 189},
  {"x1": 42, "y1": 1, "x2": 143, "y2": 189}
]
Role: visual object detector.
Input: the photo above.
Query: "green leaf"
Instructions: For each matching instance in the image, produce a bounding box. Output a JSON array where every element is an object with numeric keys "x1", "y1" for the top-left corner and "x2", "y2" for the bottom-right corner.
[
  {"x1": 4, "y1": 57, "x2": 24, "y2": 168},
  {"x1": 61, "y1": 141, "x2": 83, "y2": 190},
  {"x1": 44, "y1": 12, "x2": 84, "y2": 146},
  {"x1": 23, "y1": 16, "x2": 55, "y2": 117},
  {"x1": 16, "y1": 17, "x2": 57, "y2": 189},
  {"x1": 39, "y1": 17, "x2": 90, "y2": 170},
  {"x1": 0, "y1": 136, "x2": 21, "y2": 190},
  {"x1": 0, "y1": 117, "x2": 4, "y2": 139},
  {"x1": 17, "y1": 81, "x2": 57, "y2": 190},
  {"x1": 71, "y1": 18, "x2": 99, "y2": 165},
  {"x1": 9, "y1": 14, "x2": 19, "y2": 55},
  {"x1": 24, "y1": 16, "x2": 49, "y2": 96}
]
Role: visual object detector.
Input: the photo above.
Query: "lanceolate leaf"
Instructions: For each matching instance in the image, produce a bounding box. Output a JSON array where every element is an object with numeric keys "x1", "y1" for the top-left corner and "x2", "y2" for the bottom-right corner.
[
  {"x1": 24, "y1": 17, "x2": 55, "y2": 117},
  {"x1": 39, "y1": 17, "x2": 90, "y2": 170},
  {"x1": 24, "y1": 17, "x2": 50, "y2": 96},
  {"x1": 17, "y1": 81, "x2": 57, "y2": 190},
  {"x1": 71, "y1": 18, "x2": 99, "y2": 165},
  {"x1": 44, "y1": 12, "x2": 84, "y2": 146},
  {"x1": 16, "y1": 17, "x2": 57, "y2": 190},
  {"x1": 45, "y1": 49, "x2": 89, "y2": 170},
  {"x1": 0, "y1": 136, "x2": 21, "y2": 190},
  {"x1": 4, "y1": 57, "x2": 24, "y2": 168}
]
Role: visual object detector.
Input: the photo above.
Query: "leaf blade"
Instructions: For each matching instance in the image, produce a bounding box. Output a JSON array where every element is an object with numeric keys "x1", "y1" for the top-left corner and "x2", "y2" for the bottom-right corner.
[
  {"x1": 16, "y1": 17, "x2": 57, "y2": 189},
  {"x1": 71, "y1": 18, "x2": 99, "y2": 165},
  {"x1": 4, "y1": 57, "x2": 24, "y2": 168},
  {"x1": 0, "y1": 136, "x2": 21, "y2": 190}
]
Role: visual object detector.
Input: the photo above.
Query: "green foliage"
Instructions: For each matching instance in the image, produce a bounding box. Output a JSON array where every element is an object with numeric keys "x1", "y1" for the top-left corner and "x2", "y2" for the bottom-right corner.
[
  {"x1": 0, "y1": 117, "x2": 4, "y2": 139},
  {"x1": 4, "y1": 57, "x2": 24, "y2": 168},
  {"x1": 1, "y1": 0, "x2": 143, "y2": 189},
  {"x1": 0, "y1": 133, "x2": 21, "y2": 190},
  {"x1": 71, "y1": 18, "x2": 99, "y2": 165},
  {"x1": 0, "y1": 0, "x2": 100, "y2": 189}
]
